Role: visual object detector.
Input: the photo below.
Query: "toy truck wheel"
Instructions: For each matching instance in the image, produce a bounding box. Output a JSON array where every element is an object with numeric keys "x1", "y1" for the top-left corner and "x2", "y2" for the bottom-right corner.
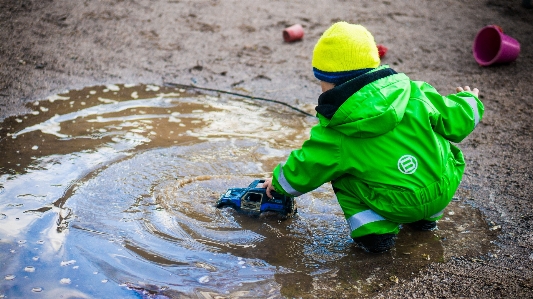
[{"x1": 216, "y1": 202, "x2": 237, "y2": 209}]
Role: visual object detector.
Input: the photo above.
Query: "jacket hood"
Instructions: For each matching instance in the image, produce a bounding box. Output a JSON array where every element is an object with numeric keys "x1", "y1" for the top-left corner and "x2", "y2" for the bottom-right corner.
[{"x1": 315, "y1": 65, "x2": 411, "y2": 138}]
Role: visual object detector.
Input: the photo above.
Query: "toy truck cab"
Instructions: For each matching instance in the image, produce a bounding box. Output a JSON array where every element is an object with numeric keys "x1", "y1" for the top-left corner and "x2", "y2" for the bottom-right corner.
[
  {"x1": 216, "y1": 179, "x2": 296, "y2": 218},
  {"x1": 241, "y1": 190, "x2": 263, "y2": 213}
]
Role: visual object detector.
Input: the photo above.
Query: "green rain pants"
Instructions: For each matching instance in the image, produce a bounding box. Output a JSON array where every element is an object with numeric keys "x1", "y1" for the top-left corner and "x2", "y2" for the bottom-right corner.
[{"x1": 336, "y1": 173, "x2": 462, "y2": 238}]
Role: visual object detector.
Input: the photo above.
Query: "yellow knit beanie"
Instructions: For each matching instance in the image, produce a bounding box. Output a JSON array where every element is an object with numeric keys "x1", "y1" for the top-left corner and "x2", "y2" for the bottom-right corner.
[{"x1": 312, "y1": 22, "x2": 380, "y2": 84}]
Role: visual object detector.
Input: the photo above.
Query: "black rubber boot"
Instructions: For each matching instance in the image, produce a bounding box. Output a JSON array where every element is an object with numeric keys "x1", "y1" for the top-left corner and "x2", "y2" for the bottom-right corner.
[
  {"x1": 408, "y1": 219, "x2": 437, "y2": 231},
  {"x1": 352, "y1": 233, "x2": 396, "y2": 253}
]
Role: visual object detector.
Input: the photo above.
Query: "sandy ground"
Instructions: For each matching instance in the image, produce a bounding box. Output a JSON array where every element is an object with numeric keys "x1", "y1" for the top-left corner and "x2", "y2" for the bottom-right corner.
[{"x1": 1, "y1": 0, "x2": 533, "y2": 297}]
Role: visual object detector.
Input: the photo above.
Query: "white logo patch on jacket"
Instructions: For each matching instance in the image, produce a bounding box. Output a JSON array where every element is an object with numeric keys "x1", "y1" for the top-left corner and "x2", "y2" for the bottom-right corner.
[{"x1": 398, "y1": 155, "x2": 418, "y2": 174}]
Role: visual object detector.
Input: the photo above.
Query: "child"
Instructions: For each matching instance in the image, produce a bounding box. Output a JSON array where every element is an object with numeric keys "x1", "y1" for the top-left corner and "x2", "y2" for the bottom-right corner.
[{"x1": 263, "y1": 21, "x2": 484, "y2": 253}]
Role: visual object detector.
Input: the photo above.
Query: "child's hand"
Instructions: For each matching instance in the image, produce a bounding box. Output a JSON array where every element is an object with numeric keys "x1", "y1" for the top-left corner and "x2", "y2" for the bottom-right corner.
[
  {"x1": 262, "y1": 178, "x2": 275, "y2": 198},
  {"x1": 456, "y1": 86, "x2": 479, "y2": 97}
]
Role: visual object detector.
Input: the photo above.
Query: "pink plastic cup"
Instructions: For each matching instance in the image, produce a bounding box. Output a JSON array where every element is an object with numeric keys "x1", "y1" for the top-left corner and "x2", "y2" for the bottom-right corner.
[
  {"x1": 283, "y1": 24, "x2": 304, "y2": 42},
  {"x1": 473, "y1": 25, "x2": 521, "y2": 66}
]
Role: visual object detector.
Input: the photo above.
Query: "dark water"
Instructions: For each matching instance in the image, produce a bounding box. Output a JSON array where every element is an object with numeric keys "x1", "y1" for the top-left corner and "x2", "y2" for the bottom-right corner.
[{"x1": 0, "y1": 84, "x2": 495, "y2": 298}]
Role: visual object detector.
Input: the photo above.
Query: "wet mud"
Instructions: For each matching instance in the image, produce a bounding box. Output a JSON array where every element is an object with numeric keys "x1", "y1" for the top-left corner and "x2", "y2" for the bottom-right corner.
[{"x1": 0, "y1": 85, "x2": 497, "y2": 298}]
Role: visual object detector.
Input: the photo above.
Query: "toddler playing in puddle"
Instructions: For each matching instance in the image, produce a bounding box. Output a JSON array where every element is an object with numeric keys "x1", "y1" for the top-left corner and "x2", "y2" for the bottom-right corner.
[{"x1": 263, "y1": 21, "x2": 484, "y2": 253}]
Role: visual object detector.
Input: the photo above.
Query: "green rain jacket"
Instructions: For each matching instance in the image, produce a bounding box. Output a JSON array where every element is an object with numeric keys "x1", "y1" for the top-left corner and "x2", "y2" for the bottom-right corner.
[{"x1": 272, "y1": 65, "x2": 484, "y2": 225}]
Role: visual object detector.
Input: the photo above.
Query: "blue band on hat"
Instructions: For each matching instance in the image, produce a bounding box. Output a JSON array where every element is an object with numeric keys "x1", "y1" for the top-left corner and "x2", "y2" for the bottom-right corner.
[{"x1": 313, "y1": 67, "x2": 373, "y2": 85}]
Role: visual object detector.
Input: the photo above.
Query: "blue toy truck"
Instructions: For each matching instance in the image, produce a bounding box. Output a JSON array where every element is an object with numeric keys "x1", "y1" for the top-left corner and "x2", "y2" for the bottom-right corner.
[{"x1": 216, "y1": 179, "x2": 296, "y2": 218}]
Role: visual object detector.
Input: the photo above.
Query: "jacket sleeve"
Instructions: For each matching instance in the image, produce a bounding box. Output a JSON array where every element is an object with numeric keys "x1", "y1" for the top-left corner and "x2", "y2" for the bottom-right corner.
[
  {"x1": 271, "y1": 126, "x2": 343, "y2": 197},
  {"x1": 416, "y1": 82, "x2": 484, "y2": 143}
]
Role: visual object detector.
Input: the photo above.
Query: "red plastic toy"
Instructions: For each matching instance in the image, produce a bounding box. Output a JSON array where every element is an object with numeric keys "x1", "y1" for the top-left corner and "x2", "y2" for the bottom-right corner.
[{"x1": 377, "y1": 44, "x2": 388, "y2": 58}]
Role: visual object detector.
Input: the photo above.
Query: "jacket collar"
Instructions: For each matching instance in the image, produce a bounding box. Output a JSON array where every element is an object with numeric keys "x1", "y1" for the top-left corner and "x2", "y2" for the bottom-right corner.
[{"x1": 315, "y1": 66, "x2": 397, "y2": 119}]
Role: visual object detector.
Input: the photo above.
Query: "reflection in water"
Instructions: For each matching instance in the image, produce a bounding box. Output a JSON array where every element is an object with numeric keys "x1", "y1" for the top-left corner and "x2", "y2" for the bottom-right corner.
[{"x1": 0, "y1": 84, "x2": 495, "y2": 298}]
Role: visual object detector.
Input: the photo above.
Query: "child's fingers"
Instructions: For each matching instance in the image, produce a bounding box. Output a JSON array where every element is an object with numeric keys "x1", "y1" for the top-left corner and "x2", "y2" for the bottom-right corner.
[
  {"x1": 456, "y1": 86, "x2": 480, "y2": 96},
  {"x1": 456, "y1": 86, "x2": 474, "y2": 92},
  {"x1": 266, "y1": 187, "x2": 273, "y2": 198}
]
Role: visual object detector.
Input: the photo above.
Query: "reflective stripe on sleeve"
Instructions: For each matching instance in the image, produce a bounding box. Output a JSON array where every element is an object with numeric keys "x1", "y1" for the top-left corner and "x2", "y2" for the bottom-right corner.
[
  {"x1": 464, "y1": 97, "x2": 480, "y2": 127},
  {"x1": 277, "y1": 164, "x2": 303, "y2": 196},
  {"x1": 347, "y1": 209, "x2": 386, "y2": 232},
  {"x1": 429, "y1": 209, "x2": 445, "y2": 219}
]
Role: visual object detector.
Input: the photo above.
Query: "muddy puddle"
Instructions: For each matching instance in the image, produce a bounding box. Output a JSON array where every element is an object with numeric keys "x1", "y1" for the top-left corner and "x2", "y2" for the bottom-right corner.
[{"x1": 0, "y1": 84, "x2": 496, "y2": 298}]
